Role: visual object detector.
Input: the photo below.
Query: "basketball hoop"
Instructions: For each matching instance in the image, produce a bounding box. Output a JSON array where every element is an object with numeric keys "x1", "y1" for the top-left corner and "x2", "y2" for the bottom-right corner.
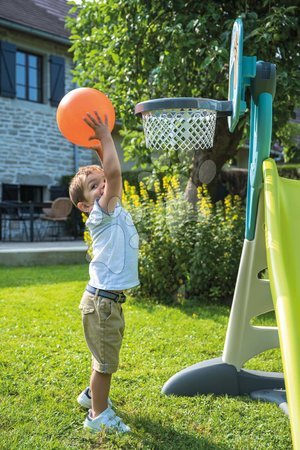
[{"x1": 135, "y1": 98, "x2": 232, "y2": 152}]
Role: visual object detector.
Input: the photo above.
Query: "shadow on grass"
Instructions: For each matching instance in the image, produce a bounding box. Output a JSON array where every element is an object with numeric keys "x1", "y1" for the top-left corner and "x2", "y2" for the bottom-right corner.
[
  {"x1": 0, "y1": 264, "x2": 88, "y2": 288},
  {"x1": 130, "y1": 296, "x2": 230, "y2": 321},
  {"x1": 127, "y1": 413, "x2": 231, "y2": 450}
]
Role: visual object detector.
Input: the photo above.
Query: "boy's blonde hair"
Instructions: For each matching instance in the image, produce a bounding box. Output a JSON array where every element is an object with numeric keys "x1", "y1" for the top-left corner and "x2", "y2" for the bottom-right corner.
[{"x1": 69, "y1": 165, "x2": 104, "y2": 207}]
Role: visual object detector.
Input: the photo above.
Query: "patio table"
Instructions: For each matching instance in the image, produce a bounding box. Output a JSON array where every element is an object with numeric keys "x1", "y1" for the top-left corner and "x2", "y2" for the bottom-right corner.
[{"x1": 0, "y1": 201, "x2": 52, "y2": 242}]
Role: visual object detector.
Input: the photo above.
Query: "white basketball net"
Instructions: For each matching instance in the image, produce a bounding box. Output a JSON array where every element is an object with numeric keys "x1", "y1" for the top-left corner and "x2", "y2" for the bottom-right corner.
[{"x1": 141, "y1": 108, "x2": 217, "y2": 152}]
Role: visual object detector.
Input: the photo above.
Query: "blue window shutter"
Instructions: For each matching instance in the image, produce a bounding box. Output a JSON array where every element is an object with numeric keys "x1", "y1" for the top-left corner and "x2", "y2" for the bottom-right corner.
[
  {"x1": 49, "y1": 55, "x2": 65, "y2": 106},
  {"x1": 0, "y1": 41, "x2": 16, "y2": 98}
]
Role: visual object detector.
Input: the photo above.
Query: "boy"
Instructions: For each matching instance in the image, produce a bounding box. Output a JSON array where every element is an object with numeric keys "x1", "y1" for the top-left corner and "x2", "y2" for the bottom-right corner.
[{"x1": 69, "y1": 111, "x2": 139, "y2": 433}]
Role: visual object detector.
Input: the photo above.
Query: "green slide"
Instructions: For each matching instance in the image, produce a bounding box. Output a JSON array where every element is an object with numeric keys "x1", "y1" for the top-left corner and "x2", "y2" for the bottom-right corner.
[{"x1": 263, "y1": 158, "x2": 300, "y2": 448}]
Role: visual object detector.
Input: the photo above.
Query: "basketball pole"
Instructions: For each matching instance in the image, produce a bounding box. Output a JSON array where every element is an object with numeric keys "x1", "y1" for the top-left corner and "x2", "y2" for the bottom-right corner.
[{"x1": 135, "y1": 18, "x2": 282, "y2": 398}]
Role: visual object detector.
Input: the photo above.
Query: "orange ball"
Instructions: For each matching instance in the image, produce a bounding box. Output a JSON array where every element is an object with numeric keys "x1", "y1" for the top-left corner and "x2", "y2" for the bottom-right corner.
[{"x1": 56, "y1": 88, "x2": 115, "y2": 147}]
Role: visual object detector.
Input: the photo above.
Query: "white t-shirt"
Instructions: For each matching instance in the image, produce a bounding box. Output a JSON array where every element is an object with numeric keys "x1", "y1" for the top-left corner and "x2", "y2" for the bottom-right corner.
[{"x1": 86, "y1": 200, "x2": 140, "y2": 290}]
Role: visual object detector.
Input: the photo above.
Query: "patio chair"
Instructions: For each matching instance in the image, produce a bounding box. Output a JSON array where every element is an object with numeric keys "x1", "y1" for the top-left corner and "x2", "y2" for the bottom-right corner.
[{"x1": 39, "y1": 197, "x2": 73, "y2": 240}]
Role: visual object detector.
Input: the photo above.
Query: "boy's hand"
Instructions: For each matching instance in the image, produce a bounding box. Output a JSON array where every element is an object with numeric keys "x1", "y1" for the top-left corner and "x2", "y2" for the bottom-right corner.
[
  {"x1": 90, "y1": 144, "x2": 102, "y2": 152},
  {"x1": 83, "y1": 111, "x2": 111, "y2": 143}
]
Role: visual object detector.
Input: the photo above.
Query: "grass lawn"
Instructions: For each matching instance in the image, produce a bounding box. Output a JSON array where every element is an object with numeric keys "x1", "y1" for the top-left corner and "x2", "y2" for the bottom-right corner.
[{"x1": 0, "y1": 265, "x2": 292, "y2": 449}]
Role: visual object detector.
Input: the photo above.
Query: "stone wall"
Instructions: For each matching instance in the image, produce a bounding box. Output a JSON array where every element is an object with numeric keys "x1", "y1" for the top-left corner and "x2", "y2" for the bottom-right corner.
[
  {"x1": 0, "y1": 27, "x2": 94, "y2": 200},
  {"x1": 0, "y1": 96, "x2": 93, "y2": 188}
]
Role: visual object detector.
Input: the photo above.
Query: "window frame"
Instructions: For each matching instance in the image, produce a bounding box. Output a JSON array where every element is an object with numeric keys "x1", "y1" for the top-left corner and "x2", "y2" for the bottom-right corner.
[
  {"x1": 1, "y1": 40, "x2": 65, "y2": 106},
  {"x1": 16, "y1": 49, "x2": 43, "y2": 103}
]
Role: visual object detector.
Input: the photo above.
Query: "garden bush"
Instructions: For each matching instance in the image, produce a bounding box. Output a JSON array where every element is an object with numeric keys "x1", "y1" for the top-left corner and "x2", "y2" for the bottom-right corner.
[
  {"x1": 84, "y1": 176, "x2": 245, "y2": 304},
  {"x1": 122, "y1": 176, "x2": 245, "y2": 304},
  {"x1": 187, "y1": 189, "x2": 245, "y2": 303}
]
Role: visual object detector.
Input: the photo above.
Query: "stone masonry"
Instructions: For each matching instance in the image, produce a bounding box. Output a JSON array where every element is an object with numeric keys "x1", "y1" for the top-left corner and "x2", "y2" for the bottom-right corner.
[{"x1": 0, "y1": 27, "x2": 93, "y2": 199}]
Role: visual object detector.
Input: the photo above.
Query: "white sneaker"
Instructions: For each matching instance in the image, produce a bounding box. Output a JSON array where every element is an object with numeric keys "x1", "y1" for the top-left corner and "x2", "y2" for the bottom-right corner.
[
  {"x1": 77, "y1": 387, "x2": 112, "y2": 409},
  {"x1": 84, "y1": 407, "x2": 131, "y2": 433}
]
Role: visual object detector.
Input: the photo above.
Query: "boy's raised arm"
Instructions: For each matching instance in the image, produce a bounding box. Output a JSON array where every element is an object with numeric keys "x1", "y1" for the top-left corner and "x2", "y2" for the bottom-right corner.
[{"x1": 84, "y1": 112, "x2": 122, "y2": 213}]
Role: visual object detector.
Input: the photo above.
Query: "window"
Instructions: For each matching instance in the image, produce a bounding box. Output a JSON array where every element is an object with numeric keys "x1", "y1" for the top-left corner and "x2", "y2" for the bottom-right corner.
[
  {"x1": 20, "y1": 185, "x2": 43, "y2": 202},
  {"x1": 0, "y1": 41, "x2": 65, "y2": 105},
  {"x1": 2, "y1": 184, "x2": 43, "y2": 202},
  {"x1": 16, "y1": 50, "x2": 42, "y2": 103}
]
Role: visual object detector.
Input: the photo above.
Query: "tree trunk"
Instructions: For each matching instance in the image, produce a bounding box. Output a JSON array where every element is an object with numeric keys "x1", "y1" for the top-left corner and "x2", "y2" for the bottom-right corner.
[{"x1": 184, "y1": 117, "x2": 245, "y2": 204}]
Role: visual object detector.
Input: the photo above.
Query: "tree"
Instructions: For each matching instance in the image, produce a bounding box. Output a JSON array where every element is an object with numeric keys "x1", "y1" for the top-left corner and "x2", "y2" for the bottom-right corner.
[{"x1": 67, "y1": 0, "x2": 300, "y2": 201}]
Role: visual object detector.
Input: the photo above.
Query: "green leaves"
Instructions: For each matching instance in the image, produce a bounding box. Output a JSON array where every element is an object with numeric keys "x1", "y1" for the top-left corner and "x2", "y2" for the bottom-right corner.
[
  {"x1": 66, "y1": 0, "x2": 300, "y2": 176},
  {"x1": 120, "y1": 177, "x2": 245, "y2": 304}
]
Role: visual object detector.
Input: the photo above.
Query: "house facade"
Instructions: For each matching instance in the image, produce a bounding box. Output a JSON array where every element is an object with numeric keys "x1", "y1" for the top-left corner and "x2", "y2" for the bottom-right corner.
[{"x1": 0, "y1": 0, "x2": 131, "y2": 205}]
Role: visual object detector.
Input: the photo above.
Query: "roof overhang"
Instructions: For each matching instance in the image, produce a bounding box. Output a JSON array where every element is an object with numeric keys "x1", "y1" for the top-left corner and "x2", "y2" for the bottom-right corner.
[{"x1": 0, "y1": 18, "x2": 70, "y2": 46}]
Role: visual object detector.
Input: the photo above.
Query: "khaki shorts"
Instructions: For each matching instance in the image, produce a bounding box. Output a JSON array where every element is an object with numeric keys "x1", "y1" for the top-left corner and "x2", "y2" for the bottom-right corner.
[{"x1": 79, "y1": 291, "x2": 125, "y2": 374}]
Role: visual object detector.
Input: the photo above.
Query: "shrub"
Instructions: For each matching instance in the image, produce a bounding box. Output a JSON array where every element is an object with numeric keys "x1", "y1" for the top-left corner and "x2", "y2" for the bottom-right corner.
[
  {"x1": 128, "y1": 178, "x2": 197, "y2": 301},
  {"x1": 122, "y1": 177, "x2": 245, "y2": 304},
  {"x1": 187, "y1": 188, "x2": 245, "y2": 302}
]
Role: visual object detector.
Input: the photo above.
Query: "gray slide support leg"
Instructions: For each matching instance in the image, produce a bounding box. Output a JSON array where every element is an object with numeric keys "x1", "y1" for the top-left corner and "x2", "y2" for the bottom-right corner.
[{"x1": 162, "y1": 357, "x2": 284, "y2": 396}]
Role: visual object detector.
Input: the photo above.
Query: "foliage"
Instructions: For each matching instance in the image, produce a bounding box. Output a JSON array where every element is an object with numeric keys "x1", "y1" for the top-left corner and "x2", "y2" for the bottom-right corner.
[
  {"x1": 121, "y1": 177, "x2": 245, "y2": 303},
  {"x1": 123, "y1": 176, "x2": 197, "y2": 301},
  {"x1": 82, "y1": 212, "x2": 93, "y2": 261},
  {"x1": 276, "y1": 121, "x2": 300, "y2": 163},
  {"x1": 66, "y1": 0, "x2": 300, "y2": 176},
  {"x1": 188, "y1": 190, "x2": 245, "y2": 302}
]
